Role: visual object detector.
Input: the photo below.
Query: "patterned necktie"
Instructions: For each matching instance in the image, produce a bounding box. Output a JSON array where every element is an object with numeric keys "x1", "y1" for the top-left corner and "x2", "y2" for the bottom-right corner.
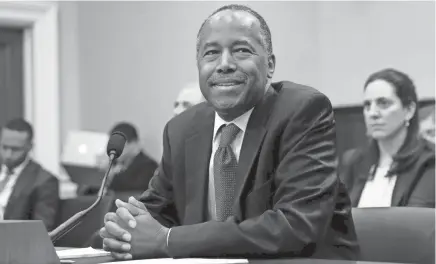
[
  {"x1": 0, "y1": 168, "x2": 14, "y2": 194},
  {"x1": 214, "y1": 123, "x2": 241, "y2": 221}
]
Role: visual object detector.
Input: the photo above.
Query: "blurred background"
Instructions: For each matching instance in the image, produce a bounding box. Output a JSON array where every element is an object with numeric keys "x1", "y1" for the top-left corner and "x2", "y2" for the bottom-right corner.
[
  {"x1": 57, "y1": 1, "x2": 434, "y2": 161},
  {"x1": 0, "y1": 0, "x2": 434, "y2": 193}
]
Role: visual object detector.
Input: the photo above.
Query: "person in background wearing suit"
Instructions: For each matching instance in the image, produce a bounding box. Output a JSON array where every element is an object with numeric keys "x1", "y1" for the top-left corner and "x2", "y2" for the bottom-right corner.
[
  {"x1": 100, "y1": 4, "x2": 360, "y2": 260},
  {"x1": 173, "y1": 82, "x2": 206, "y2": 116},
  {"x1": 88, "y1": 122, "x2": 159, "y2": 194},
  {"x1": 340, "y1": 69, "x2": 435, "y2": 208},
  {"x1": 0, "y1": 118, "x2": 59, "y2": 231}
]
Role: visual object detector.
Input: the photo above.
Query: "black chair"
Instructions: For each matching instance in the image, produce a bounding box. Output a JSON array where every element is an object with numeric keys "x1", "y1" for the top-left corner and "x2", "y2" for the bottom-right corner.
[
  {"x1": 53, "y1": 192, "x2": 115, "y2": 247},
  {"x1": 352, "y1": 207, "x2": 435, "y2": 264}
]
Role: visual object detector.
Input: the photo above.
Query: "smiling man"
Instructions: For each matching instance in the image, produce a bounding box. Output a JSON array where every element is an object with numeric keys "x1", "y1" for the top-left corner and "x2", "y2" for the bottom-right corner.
[{"x1": 100, "y1": 5, "x2": 360, "y2": 260}]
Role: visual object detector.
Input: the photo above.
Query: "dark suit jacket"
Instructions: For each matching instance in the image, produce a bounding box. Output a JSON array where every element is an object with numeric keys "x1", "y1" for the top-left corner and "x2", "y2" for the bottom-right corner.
[
  {"x1": 108, "y1": 151, "x2": 158, "y2": 192},
  {"x1": 3, "y1": 160, "x2": 60, "y2": 231},
  {"x1": 340, "y1": 140, "x2": 435, "y2": 208},
  {"x1": 139, "y1": 81, "x2": 360, "y2": 260}
]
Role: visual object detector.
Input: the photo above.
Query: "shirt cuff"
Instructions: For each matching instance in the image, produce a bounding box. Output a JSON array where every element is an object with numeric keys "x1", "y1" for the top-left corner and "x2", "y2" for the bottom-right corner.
[{"x1": 166, "y1": 227, "x2": 172, "y2": 255}]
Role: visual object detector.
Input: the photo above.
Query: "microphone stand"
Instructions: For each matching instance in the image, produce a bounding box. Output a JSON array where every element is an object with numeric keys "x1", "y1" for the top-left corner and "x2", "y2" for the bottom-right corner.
[{"x1": 49, "y1": 154, "x2": 116, "y2": 243}]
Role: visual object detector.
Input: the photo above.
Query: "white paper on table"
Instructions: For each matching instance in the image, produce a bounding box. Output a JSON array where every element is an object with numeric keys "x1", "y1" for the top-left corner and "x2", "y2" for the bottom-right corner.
[
  {"x1": 56, "y1": 247, "x2": 111, "y2": 259},
  {"x1": 103, "y1": 258, "x2": 248, "y2": 264}
]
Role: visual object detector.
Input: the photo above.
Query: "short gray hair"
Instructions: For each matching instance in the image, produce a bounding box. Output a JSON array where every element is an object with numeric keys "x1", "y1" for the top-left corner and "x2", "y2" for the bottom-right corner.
[{"x1": 196, "y1": 4, "x2": 273, "y2": 58}]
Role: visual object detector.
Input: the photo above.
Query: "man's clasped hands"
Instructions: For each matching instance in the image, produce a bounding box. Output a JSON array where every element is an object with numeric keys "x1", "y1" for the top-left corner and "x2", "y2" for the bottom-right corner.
[{"x1": 99, "y1": 196, "x2": 170, "y2": 260}]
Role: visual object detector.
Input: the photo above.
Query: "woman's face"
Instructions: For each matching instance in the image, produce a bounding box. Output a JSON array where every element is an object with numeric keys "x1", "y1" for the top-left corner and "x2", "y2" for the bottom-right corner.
[{"x1": 363, "y1": 80, "x2": 415, "y2": 140}]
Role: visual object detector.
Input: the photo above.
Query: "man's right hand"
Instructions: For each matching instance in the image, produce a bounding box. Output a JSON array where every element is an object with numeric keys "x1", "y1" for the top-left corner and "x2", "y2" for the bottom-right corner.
[
  {"x1": 100, "y1": 197, "x2": 149, "y2": 260},
  {"x1": 100, "y1": 212, "x2": 133, "y2": 260}
]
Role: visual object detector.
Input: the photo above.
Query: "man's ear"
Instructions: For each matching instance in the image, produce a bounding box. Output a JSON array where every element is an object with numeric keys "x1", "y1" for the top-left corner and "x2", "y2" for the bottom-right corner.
[
  {"x1": 27, "y1": 141, "x2": 33, "y2": 152},
  {"x1": 267, "y1": 54, "x2": 276, "y2": 79}
]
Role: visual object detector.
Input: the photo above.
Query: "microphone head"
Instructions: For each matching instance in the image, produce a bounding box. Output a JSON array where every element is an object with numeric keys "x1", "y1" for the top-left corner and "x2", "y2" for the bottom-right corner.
[{"x1": 106, "y1": 131, "x2": 127, "y2": 159}]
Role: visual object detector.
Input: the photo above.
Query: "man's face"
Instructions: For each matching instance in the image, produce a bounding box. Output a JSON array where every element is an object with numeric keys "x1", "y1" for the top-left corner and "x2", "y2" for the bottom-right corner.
[
  {"x1": 117, "y1": 141, "x2": 138, "y2": 164},
  {"x1": 0, "y1": 128, "x2": 32, "y2": 169},
  {"x1": 197, "y1": 10, "x2": 275, "y2": 121}
]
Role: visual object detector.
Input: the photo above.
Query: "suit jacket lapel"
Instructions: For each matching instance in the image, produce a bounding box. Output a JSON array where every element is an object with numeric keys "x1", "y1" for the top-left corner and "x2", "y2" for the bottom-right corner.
[
  {"x1": 233, "y1": 86, "x2": 278, "y2": 217},
  {"x1": 351, "y1": 170, "x2": 371, "y2": 207},
  {"x1": 184, "y1": 106, "x2": 215, "y2": 224},
  {"x1": 391, "y1": 171, "x2": 417, "y2": 206},
  {"x1": 392, "y1": 145, "x2": 432, "y2": 206},
  {"x1": 4, "y1": 161, "x2": 36, "y2": 218},
  {"x1": 351, "y1": 151, "x2": 415, "y2": 207},
  {"x1": 348, "y1": 152, "x2": 374, "y2": 207}
]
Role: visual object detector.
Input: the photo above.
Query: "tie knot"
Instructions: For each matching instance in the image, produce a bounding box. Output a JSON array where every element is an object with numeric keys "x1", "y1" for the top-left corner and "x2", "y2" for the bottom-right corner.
[{"x1": 219, "y1": 123, "x2": 240, "y2": 147}]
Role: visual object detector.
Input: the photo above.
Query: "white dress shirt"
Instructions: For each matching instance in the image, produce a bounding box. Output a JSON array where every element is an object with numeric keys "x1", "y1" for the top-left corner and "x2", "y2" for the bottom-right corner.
[
  {"x1": 166, "y1": 108, "x2": 254, "y2": 246},
  {"x1": 0, "y1": 158, "x2": 30, "y2": 219},
  {"x1": 357, "y1": 164, "x2": 397, "y2": 208},
  {"x1": 207, "y1": 108, "x2": 254, "y2": 220},
  {"x1": 166, "y1": 85, "x2": 271, "y2": 247}
]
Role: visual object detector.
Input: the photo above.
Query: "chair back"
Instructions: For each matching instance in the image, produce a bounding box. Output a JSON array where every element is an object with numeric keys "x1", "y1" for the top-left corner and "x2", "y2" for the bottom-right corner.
[{"x1": 352, "y1": 207, "x2": 435, "y2": 264}]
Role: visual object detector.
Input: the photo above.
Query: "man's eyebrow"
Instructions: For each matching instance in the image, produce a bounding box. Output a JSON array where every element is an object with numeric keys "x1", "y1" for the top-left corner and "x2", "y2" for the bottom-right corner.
[
  {"x1": 202, "y1": 41, "x2": 219, "y2": 50},
  {"x1": 233, "y1": 40, "x2": 255, "y2": 49},
  {"x1": 202, "y1": 40, "x2": 256, "y2": 50}
]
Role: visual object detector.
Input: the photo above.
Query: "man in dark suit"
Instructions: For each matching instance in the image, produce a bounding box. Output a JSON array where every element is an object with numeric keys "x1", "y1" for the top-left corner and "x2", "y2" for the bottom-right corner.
[
  {"x1": 91, "y1": 122, "x2": 158, "y2": 194},
  {"x1": 106, "y1": 122, "x2": 158, "y2": 193},
  {"x1": 100, "y1": 4, "x2": 360, "y2": 260},
  {"x1": 0, "y1": 118, "x2": 59, "y2": 231}
]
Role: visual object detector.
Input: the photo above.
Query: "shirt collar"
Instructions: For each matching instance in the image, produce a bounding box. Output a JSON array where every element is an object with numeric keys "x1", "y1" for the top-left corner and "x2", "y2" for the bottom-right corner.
[{"x1": 213, "y1": 108, "x2": 254, "y2": 141}]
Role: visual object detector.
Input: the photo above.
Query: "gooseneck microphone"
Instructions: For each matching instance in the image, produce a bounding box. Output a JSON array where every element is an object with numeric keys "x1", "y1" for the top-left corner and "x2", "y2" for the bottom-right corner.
[{"x1": 49, "y1": 131, "x2": 127, "y2": 243}]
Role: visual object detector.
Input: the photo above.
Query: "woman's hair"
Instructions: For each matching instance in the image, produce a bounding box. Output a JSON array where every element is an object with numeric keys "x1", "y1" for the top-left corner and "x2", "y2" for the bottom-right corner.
[{"x1": 363, "y1": 68, "x2": 422, "y2": 177}]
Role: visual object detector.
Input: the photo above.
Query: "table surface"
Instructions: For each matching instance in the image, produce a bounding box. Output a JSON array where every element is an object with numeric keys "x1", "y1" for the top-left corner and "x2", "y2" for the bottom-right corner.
[
  {"x1": 66, "y1": 258, "x2": 406, "y2": 264},
  {"x1": 55, "y1": 248, "x2": 405, "y2": 264}
]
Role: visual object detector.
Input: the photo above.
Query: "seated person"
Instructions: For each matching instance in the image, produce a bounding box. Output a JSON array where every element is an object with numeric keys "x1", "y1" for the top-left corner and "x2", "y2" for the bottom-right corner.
[
  {"x1": 340, "y1": 69, "x2": 435, "y2": 208},
  {"x1": 419, "y1": 104, "x2": 435, "y2": 144},
  {"x1": 100, "y1": 5, "x2": 359, "y2": 260},
  {"x1": 80, "y1": 122, "x2": 158, "y2": 195},
  {"x1": 0, "y1": 118, "x2": 60, "y2": 231},
  {"x1": 173, "y1": 82, "x2": 206, "y2": 116}
]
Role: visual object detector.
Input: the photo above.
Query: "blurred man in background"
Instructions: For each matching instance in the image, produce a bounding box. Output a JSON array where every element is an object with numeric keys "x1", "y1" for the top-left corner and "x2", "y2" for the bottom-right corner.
[
  {"x1": 105, "y1": 122, "x2": 158, "y2": 192},
  {"x1": 173, "y1": 82, "x2": 206, "y2": 116},
  {"x1": 419, "y1": 104, "x2": 435, "y2": 144},
  {"x1": 0, "y1": 118, "x2": 59, "y2": 231},
  {"x1": 88, "y1": 122, "x2": 158, "y2": 194}
]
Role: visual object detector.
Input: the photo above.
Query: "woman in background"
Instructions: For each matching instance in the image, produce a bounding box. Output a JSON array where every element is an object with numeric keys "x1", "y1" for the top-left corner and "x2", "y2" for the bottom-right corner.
[{"x1": 340, "y1": 68, "x2": 435, "y2": 208}]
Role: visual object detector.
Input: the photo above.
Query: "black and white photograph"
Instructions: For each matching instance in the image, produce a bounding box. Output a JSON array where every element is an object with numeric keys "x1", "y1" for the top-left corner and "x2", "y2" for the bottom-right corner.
[{"x1": 0, "y1": 1, "x2": 434, "y2": 264}]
